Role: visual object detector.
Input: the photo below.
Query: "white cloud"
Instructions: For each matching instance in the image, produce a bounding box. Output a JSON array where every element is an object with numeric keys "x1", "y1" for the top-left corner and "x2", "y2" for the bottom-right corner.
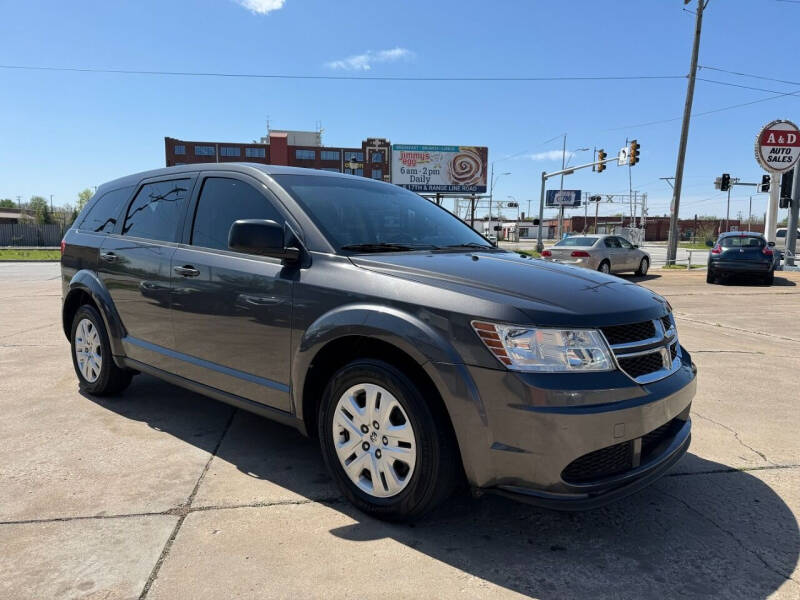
[
  {"x1": 325, "y1": 47, "x2": 413, "y2": 71},
  {"x1": 526, "y1": 150, "x2": 575, "y2": 162},
  {"x1": 233, "y1": 0, "x2": 285, "y2": 15}
]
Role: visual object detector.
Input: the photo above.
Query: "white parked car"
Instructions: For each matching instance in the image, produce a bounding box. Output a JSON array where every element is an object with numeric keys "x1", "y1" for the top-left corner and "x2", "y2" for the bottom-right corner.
[
  {"x1": 541, "y1": 234, "x2": 651, "y2": 275},
  {"x1": 775, "y1": 227, "x2": 800, "y2": 258}
]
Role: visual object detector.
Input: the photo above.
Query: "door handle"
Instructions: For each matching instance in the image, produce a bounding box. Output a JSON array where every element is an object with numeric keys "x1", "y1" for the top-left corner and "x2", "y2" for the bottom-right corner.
[
  {"x1": 99, "y1": 251, "x2": 117, "y2": 263},
  {"x1": 174, "y1": 265, "x2": 200, "y2": 277}
]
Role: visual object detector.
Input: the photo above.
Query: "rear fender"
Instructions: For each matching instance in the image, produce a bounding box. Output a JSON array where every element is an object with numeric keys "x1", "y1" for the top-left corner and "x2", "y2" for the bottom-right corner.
[{"x1": 63, "y1": 270, "x2": 126, "y2": 358}]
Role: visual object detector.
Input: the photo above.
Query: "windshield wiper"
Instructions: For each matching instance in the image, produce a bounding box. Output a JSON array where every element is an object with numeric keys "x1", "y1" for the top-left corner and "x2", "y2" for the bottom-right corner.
[
  {"x1": 439, "y1": 242, "x2": 496, "y2": 250},
  {"x1": 340, "y1": 243, "x2": 438, "y2": 253}
]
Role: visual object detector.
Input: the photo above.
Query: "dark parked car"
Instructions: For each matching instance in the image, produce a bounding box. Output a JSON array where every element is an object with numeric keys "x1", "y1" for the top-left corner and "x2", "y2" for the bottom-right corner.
[
  {"x1": 61, "y1": 164, "x2": 696, "y2": 520},
  {"x1": 707, "y1": 231, "x2": 777, "y2": 285}
]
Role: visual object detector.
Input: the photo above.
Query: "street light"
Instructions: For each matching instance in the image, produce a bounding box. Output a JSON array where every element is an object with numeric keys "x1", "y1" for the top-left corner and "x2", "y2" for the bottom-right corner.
[{"x1": 488, "y1": 166, "x2": 511, "y2": 223}]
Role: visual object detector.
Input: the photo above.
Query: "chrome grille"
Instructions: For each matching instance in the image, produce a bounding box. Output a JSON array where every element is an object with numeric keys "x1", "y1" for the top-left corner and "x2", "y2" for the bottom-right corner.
[{"x1": 602, "y1": 315, "x2": 681, "y2": 384}]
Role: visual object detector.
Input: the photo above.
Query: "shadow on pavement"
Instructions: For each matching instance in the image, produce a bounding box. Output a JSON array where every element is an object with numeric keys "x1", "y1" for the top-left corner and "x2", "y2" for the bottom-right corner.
[
  {"x1": 717, "y1": 273, "x2": 796, "y2": 287},
  {"x1": 89, "y1": 375, "x2": 799, "y2": 600},
  {"x1": 620, "y1": 273, "x2": 662, "y2": 284}
]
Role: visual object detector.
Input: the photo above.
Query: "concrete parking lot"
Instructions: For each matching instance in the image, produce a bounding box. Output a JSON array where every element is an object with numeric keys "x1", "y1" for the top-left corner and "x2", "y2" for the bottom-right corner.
[{"x1": 1, "y1": 262, "x2": 799, "y2": 600}]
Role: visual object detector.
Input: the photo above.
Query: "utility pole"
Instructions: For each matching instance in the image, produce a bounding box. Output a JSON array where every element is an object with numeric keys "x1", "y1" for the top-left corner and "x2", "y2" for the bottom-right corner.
[
  {"x1": 725, "y1": 186, "x2": 731, "y2": 233},
  {"x1": 787, "y1": 162, "x2": 800, "y2": 267},
  {"x1": 666, "y1": 0, "x2": 706, "y2": 265}
]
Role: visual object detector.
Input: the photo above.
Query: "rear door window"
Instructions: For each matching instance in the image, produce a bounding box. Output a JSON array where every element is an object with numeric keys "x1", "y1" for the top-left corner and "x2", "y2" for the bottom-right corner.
[
  {"x1": 617, "y1": 237, "x2": 633, "y2": 249},
  {"x1": 78, "y1": 186, "x2": 133, "y2": 233},
  {"x1": 191, "y1": 177, "x2": 283, "y2": 251},
  {"x1": 604, "y1": 237, "x2": 621, "y2": 248},
  {"x1": 122, "y1": 179, "x2": 191, "y2": 242}
]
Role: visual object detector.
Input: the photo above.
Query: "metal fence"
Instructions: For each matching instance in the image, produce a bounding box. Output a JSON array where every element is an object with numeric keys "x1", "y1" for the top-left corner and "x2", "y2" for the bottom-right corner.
[{"x1": 0, "y1": 223, "x2": 67, "y2": 247}]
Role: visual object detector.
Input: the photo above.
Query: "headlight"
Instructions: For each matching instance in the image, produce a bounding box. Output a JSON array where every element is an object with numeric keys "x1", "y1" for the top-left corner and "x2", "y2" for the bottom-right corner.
[{"x1": 472, "y1": 321, "x2": 614, "y2": 372}]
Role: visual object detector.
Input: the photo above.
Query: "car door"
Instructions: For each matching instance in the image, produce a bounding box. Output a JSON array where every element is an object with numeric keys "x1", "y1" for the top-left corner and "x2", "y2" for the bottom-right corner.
[
  {"x1": 169, "y1": 173, "x2": 293, "y2": 412},
  {"x1": 603, "y1": 236, "x2": 622, "y2": 271},
  {"x1": 98, "y1": 175, "x2": 196, "y2": 364},
  {"x1": 616, "y1": 236, "x2": 638, "y2": 270}
]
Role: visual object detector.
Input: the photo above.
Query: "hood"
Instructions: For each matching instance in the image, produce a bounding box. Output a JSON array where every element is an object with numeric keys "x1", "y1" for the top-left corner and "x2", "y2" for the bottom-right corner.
[{"x1": 350, "y1": 251, "x2": 669, "y2": 327}]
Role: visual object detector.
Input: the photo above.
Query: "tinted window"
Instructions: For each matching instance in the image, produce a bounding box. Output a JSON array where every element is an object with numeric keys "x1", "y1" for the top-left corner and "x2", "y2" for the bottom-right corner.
[
  {"x1": 344, "y1": 151, "x2": 364, "y2": 162},
  {"x1": 191, "y1": 178, "x2": 282, "y2": 251},
  {"x1": 122, "y1": 179, "x2": 191, "y2": 242},
  {"x1": 296, "y1": 149, "x2": 315, "y2": 160},
  {"x1": 555, "y1": 237, "x2": 598, "y2": 247},
  {"x1": 273, "y1": 174, "x2": 487, "y2": 251},
  {"x1": 320, "y1": 150, "x2": 340, "y2": 161},
  {"x1": 604, "y1": 237, "x2": 621, "y2": 248},
  {"x1": 617, "y1": 237, "x2": 633, "y2": 249},
  {"x1": 720, "y1": 236, "x2": 764, "y2": 248},
  {"x1": 79, "y1": 186, "x2": 133, "y2": 234},
  {"x1": 195, "y1": 146, "x2": 215, "y2": 156},
  {"x1": 220, "y1": 146, "x2": 240, "y2": 157},
  {"x1": 246, "y1": 147, "x2": 266, "y2": 158},
  {"x1": 776, "y1": 230, "x2": 786, "y2": 238},
  {"x1": 174, "y1": 145, "x2": 186, "y2": 155},
  {"x1": 371, "y1": 169, "x2": 383, "y2": 180},
  {"x1": 371, "y1": 151, "x2": 384, "y2": 163}
]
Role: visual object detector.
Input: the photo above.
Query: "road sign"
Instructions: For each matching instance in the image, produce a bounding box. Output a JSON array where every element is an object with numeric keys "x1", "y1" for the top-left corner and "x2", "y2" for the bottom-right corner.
[
  {"x1": 755, "y1": 119, "x2": 800, "y2": 174},
  {"x1": 618, "y1": 146, "x2": 629, "y2": 166},
  {"x1": 546, "y1": 190, "x2": 582, "y2": 207}
]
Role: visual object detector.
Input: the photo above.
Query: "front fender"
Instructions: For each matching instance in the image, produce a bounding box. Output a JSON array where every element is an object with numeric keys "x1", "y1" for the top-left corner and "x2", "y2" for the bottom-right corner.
[
  {"x1": 292, "y1": 303, "x2": 491, "y2": 484},
  {"x1": 64, "y1": 270, "x2": 126, "y2": 358}
]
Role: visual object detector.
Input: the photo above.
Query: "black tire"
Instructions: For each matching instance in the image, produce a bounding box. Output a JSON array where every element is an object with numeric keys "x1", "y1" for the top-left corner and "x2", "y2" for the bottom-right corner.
[
  {"x1": 70, "y1": 305, "x2": 133, "y2": 396},
  {"x1": 635, "y1": 257, "x2": 649, "y2": 276},
  {"x1": 598, "y1": 260, "x2": 611, "y2": 274},
  {"x1": 706, "y1": 269, "x2": 715, "y2": 284},
  {"x1": 763, "y1": 270, "x2": 774, "y2": 286},
  {"x1": 318, "y1": 359, "x2": 460, "y2": 521}
]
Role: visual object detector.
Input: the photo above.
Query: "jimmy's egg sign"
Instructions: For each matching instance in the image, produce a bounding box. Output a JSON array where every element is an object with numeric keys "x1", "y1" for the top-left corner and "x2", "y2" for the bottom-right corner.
[{"x1": 755, "y1": 119, "x2": 800, "y2": 173}]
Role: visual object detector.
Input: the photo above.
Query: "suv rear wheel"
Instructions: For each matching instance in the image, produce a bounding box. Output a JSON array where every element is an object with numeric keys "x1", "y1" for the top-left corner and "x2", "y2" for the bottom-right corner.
[
  {"x1": 70, "y1": 305, "x2": 133, "y2": 395},
  {"x1": 318, "y1": 359, "x2": 459, "y2": 521}
]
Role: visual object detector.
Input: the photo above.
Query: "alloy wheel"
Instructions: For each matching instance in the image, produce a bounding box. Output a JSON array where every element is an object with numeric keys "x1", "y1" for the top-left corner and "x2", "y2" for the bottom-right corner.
[
  {"x1": 331, "y1": 383, "x2": 417, "y2": 498},
  {"x1": 74, "y1": 318, "x2": 102, "y2": 383}
]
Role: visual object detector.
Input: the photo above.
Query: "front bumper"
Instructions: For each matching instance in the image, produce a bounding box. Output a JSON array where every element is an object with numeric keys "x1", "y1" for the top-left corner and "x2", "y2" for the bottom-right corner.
[{"x1": 458, "y1": 348, "x2": 696, "y2": 510}]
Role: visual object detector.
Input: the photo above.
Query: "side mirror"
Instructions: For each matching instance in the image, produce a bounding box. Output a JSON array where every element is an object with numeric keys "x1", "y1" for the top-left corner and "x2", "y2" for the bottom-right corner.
[
  {"x1": 768, "y1": 241, "x2": 776, "y2": 247},
  {"x1": 228, "y1": 219, "x2": 300, "y2": 263},
  {"x1": 632, "y1": 244, "x2": 639, "y2": 249}
]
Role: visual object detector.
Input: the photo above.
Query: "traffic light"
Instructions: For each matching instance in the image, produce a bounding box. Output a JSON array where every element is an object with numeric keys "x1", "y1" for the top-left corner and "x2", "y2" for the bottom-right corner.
[
  {"x1": 532, "y1": 218, "x2": 540, "y2": 226},
  {"x1": 720, "y1": 173, "x2": 731, "y2": 192},
  {"x1": 760, "y1": 174, "x2": 771, "y2": 193},
  {"x1": 596, "y1": 149, "x2": 607, "y2": 173},
  {"x1": 628, "y1": 140, "x2": 640, "y2": 166}
]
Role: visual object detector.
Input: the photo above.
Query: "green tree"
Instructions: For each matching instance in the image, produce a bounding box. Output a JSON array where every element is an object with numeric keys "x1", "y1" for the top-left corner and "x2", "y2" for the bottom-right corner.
[
  {"x1": 29, "y1": 196, "x2": 54, "y2": 225},
  {"x1": 0, "y1": 198, "x2": 16, "y2": 208},
  {"x1": 77, "y1": 188, "x2": 94, "y2": 211}
]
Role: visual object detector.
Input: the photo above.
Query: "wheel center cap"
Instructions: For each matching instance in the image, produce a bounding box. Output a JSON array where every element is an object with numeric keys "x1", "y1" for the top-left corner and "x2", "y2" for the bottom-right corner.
[{"x1": 369, "y1": 431, "x2": 378, "y2": 443}]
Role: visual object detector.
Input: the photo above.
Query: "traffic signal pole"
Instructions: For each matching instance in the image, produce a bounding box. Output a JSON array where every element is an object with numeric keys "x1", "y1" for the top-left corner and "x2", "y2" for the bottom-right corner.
[
  {"x1": 787, "y1": 162, "x2": 800, "y2": 267},
  {"x1": 666, "y1": 0, "x2": 706, "y2": 266}
]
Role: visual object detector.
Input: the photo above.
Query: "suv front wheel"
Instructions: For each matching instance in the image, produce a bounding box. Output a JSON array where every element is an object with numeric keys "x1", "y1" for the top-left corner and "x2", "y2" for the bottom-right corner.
[
  {"x1": 318, "y1": 359, "x2": 459, "y2": 521},
  {"x1": 70, "y1": 305, "x2": 133, "y2": 396}
]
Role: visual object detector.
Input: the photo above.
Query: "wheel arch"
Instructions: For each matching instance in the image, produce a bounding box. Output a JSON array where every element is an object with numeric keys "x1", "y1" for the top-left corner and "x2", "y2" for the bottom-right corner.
[{"x1": 63, "y1": 270, "x2": 126, "y2": 358}]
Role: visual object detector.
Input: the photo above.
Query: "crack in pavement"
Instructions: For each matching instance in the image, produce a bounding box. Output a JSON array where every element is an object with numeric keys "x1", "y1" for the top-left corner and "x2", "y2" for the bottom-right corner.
[
  {"x1": 659, "y1": 488, "x2": 800, "y2": 587},
  {"x1": 2, "y1": 464, "x2": 796, "y2": 527},
  {"x1": 138, "y1": 408, "x2": 238, "y2": 600},
  {"x1": 693, "y1": 411, "x2": 773, "y2": 464},
  {"x1": 674, "y1": 314, "x2": 800, "y2": 344}
]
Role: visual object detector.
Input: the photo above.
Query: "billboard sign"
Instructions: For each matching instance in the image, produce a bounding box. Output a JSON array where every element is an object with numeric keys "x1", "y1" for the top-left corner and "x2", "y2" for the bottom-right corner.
[
  {"x1": 755, "y1": 119, "x2": 800, "y2": 173},
  {"x1": 392, "y1": 145, "x2": 488, "y2": 193},
  {"x1": 546, "y1": 189, "x2": 582, "y2": 207}
]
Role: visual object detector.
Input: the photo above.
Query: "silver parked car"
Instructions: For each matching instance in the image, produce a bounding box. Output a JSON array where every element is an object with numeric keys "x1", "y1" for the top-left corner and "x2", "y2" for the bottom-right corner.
[{"x1": 541, "y1": 234, "x2": 651, "y2": 275}]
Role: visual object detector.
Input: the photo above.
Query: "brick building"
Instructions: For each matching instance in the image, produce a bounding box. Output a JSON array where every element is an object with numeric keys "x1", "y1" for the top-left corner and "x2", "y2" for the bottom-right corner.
[{"x1": 165, "y1": 131, "x2": 392, "y2": 182}]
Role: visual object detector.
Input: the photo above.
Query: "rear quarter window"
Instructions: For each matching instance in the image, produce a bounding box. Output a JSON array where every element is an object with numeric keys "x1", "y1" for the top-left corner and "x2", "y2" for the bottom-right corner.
[{"x1": 78, "y1": 186, "x2": 134, "y2": 234}]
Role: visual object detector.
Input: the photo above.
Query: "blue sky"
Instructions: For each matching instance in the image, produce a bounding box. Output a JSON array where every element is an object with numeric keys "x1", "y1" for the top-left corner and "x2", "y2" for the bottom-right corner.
[{"x1": 1, "y1": 0, "x2": 798, "y2": 221}]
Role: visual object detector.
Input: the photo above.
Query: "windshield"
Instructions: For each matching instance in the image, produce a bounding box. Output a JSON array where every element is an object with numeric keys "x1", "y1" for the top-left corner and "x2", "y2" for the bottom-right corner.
[
  {"x1": 555, "y1": 237, "x2": 598, "y2": 247},
  {"x1": 720, "y1": 236, "x2": 764, "y2": 248},
  {"x1": 273, "y1": 174, "x2": 491, "y2": 252}
]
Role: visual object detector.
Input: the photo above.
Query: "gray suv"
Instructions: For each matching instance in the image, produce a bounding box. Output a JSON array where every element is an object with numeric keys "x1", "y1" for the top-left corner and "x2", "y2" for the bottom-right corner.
[{"x1": 61, "y1": 164, "x2": 696, "y2": 520}]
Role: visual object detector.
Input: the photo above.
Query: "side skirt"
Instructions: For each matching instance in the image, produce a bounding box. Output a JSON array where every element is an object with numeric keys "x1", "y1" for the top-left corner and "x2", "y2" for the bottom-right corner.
[{"x1": 119, "y1": 356, "x2": 308, "y2": 436}]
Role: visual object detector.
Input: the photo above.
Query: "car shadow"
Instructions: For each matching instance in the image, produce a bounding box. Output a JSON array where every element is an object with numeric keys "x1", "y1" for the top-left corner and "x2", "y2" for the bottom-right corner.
[
  {"x1": 619, "y1": 273, "x2": 661, "y2": 283},
  {"x1": 719, "y1": 273, "x2": 797, "y2": 287},
  {"x1": 86, "y1": 375, "x2": 799, "y2": 599}
]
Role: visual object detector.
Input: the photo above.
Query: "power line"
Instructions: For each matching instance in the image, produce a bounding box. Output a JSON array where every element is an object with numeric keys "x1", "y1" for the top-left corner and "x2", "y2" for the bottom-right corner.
[
  {"x1": 0, "y1": 64, "x2": 686, "y2": 82},
  {"x1": 697, "y1": 76, "x2": 800, "y2": 96},
  {"x1": 699, "y1": 65, "x2": 800, "y2": 87}
]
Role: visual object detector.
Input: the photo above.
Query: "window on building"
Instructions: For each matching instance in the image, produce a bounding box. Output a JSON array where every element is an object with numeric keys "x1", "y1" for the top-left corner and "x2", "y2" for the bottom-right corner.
[
  {"x1": 371, "y1": 169, "x2": 383, "y2": 180},
  {"x1": 191, "y1": 178, "x2": 282, "y2": 251},
  {"x1": 195, "y1": 145, "x2": 215, "y2": 156},
  {"x1": 321, "y1": 167, "x2": 340, "y2": 172},
  {"x1": 246, "y1": 147, "x2": 266, "y2": 158},
  {"x1": 295, "y1": 149, "x2": 316, "y2": 160},
  {"x1": 122, "y1": 179, "x2": 191, "y2": 242},
  {"x1": 220, "y1": 146, "x2": 241, "y2": 157},
  {"x1": 344, "y1": 151, "x2": 364, "y2": 162},
  {"x1": 78, "y1": 186, "x2": 134, "y2": 234},
  {"x1": 371, "y1": 151, "x2": 384, "y2": 163},
  {"x1": 174, "y1": 145, "x2": 186, "y2": 155},
  {"x1": 320, "y1": 150, "x2": 340, "y2": 161},
  {"x1": 344, "y1": 168, "x2": 364, "y2": 177}
]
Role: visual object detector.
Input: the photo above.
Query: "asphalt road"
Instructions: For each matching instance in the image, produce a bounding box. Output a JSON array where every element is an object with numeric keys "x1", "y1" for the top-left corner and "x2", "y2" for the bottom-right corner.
[{"x1": 1, "y1": 263, "x2": 799, "y2": 599}]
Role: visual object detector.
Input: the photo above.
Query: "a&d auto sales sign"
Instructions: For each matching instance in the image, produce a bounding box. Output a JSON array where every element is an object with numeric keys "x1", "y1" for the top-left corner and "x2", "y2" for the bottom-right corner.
[{"x1": 755, "y1": 119, "x2": 800, "y2": 173}]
